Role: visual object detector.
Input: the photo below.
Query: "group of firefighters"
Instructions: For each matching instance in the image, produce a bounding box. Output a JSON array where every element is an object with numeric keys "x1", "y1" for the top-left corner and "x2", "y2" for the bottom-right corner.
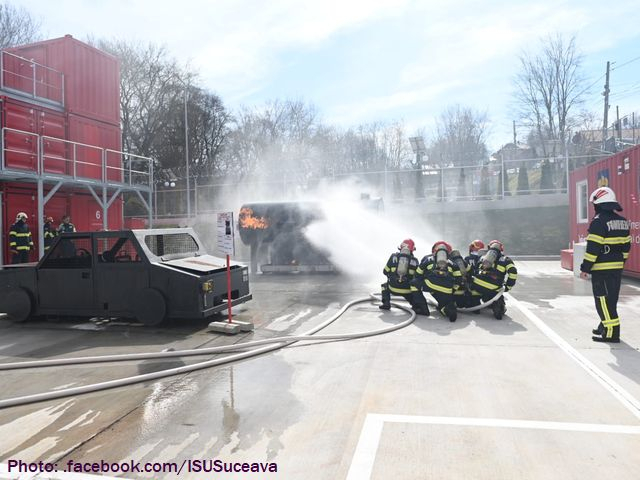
[
  {"x1": 380, "y1": 186, "x2": 631, "y2": 344},
  {"x1": 8, "y1": 213, "x2": 76, "y2": 264},
  {"x1": 380, "y1": 237, "x2": 517, "y2": 322}
]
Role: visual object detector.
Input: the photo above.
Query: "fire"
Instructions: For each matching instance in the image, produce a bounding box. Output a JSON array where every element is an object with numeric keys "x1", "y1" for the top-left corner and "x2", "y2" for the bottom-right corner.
[{"x1": 239, "y1": 207, "x2": 269, "y2": 229}]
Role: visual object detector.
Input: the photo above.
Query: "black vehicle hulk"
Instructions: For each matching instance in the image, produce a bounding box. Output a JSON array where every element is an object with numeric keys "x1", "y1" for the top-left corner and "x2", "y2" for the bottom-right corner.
[{"x1": 0, "y1": 228, "x2": 252, "y2": 326}]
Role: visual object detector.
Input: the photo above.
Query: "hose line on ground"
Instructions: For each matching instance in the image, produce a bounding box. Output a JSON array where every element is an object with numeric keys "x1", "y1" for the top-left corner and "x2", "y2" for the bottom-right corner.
[{"x1": 0, "y1": 294, "x2": 415, "y2": 408}]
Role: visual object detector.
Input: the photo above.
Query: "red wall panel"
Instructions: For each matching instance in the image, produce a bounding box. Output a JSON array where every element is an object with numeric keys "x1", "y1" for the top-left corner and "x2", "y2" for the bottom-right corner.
[
  {"x1": 569, "y1": 145, "x2": 640, "y2": 276},
  {"x1": 67, "y1": 113, "x2": 121, "y2": 181},
  {"x1": 8, "y1": 35, "x2": 120, "y2": 125}
]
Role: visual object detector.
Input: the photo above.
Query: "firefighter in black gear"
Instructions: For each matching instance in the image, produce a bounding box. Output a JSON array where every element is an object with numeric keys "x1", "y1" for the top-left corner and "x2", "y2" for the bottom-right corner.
[
  {"x1": 469, "y1": 239, "x2": 517, "y2": 319},
  {"x1": 380, "y1": 239, "x2": 430, "y2": 315},
  {"x1": 43, "y1": 216, "x2": 57, "y2": 252},
  {"x1": 449, "y1": 249, "x2": 470, "y2": 308},
  {"x1": 57, "y1": 214, "x2": 76, "y2": 234},
  {"x1": 9, "y1": 212, "x2": 34, "y2": 264},
  {"x1": 463, "y1": 239, "x2": 485, "y2": 311},
  {"x1": 579, "y1": 187, "x2": 631, "y2": 343},
  {"x1": 412, "y1": 241, "x2": 461, "y2": 322}
]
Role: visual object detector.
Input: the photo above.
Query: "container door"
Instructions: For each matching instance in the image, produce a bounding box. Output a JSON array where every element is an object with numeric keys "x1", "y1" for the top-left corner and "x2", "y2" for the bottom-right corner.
[
  {"x1": 3, "y1": 101, "x2": 38, "y2": 171},
  {"x1": 37, "y1": 234, "x2": 95, "y2": 312},
  {"x1": 39, "y1": 110, "x2": 67, "y2": 175}
]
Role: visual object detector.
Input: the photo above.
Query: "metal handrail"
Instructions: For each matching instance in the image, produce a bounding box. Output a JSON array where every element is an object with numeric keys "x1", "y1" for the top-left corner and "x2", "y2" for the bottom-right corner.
[
  {"x1": 0, "y1": 51, "x2": 64, "y2": 105},
  {"x1": 2, "y1": 127, "x2": 154, "y2": 190}
]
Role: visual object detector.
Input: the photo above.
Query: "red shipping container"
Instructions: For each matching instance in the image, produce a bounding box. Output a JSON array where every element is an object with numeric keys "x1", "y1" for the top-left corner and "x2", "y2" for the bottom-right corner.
[
  {"x1": 8, "y1": 35, "x2": 120, "y2": 125},
  {"x1": 1, "y1": 96, "x2": 66, "y2": 173},
  {"x1": 569, "y1": 144, "x2": 640, "y2": 277},
  {"x1": 69, "y1": 193, "x2": 122, "y2": 232},
  {"x1": 67, "y1": 113, "x2": 121, "y2": 181}
]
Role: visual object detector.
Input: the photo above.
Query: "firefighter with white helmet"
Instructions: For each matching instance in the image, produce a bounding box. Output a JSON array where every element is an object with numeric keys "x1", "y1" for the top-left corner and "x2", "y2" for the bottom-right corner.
[
  {"x1": 411, "y1": 241, "x2": 462, "y2": 322},
  {"x1": 380, "y1": 239, "x2": 430, "y2": 315},
  {"x1": 469, "y1": 239, "x2": 517, "y2": 319},
  {"x1": 579, "y1": 186, "x2": 631, "y2": 343},
  {"x1": 9, "y1": 212, "x2": 34, "y2": 264}
]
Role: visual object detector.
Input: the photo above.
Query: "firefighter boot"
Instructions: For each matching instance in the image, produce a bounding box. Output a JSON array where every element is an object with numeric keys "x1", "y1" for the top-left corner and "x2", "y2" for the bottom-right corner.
[
  {"x1": 491, "y1": 296, "x2": 506, "y2": 320},
  {"x1": 441, "y1": 303, "x2": 457, "y2": 322},
  {"x1": 592, "y1": 323, "x2": 604, "y2": 335},
  {"x1": 379, "y1": 288, "x2": 391, "y2": 310},
  {"x1": 592, "y1": 325, "x2": 620, "y2": 343},
  {"x1": 410, "y1": 292, "x2": 430, "y2": 316}
]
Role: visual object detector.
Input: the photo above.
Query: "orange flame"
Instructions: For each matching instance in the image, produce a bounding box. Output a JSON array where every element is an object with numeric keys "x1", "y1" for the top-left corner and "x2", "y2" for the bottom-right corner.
[{"x1": 239, "y1": 207, "x2": 269, "y2": 229}]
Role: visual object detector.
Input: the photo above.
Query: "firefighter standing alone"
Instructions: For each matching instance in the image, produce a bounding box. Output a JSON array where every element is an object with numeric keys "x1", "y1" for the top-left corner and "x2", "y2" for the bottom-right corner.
[
  {"x1": 9, "y1": 212, "x2": 34, "y2": 264},
  {"x1": 43, "y1": 216, "x2": 57, "y2": 252},
  {"x1": 579, "y1": 187, "x2": 631, "y2": 343}
]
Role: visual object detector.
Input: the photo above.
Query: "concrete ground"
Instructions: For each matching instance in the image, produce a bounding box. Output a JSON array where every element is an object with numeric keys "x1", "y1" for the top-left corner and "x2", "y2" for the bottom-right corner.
[{"x1": 1, "y1": 261, "x2": 640, "y2": 479}]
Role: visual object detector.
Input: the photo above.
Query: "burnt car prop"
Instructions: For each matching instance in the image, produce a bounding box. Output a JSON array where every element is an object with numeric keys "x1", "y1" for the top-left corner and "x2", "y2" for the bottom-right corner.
[
  {"x1": 0, "y1": 228, "x2": 251, "y2": 326},
  {"x1": 238, "y1": 202, "x2": 333, "y2": 273}
]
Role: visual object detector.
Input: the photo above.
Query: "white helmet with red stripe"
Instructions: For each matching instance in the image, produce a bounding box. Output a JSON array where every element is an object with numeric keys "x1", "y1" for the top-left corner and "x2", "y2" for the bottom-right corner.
[{"x1": 590, "y1": 187, "x2": 616, "y2": 204}]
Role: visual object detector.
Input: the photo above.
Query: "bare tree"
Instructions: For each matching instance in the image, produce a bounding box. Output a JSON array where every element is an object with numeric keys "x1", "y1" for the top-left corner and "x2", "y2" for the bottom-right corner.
[
  {"x1": 514, "y1": 34, "x2": 585, "y2": 158},
  {"x1": 427, "y1": 105, "x2": 489, "y2": 167},
  {"x1": 0, "y1": 3, "x2": 41, "y2": 49}
]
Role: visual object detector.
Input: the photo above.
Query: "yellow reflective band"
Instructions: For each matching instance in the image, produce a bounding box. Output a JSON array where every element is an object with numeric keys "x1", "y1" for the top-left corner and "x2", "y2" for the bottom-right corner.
[
  {"x1": 452, "y1": 270, "x2": 462, "y2": 277},
  {"x1": 586, "y1": 234, "x2": 605, "y2": 244},
  {"x1": 606, "y1": 326, "x2": 614, "y2": 338},
  {"x1": 389, "y1": 286, "x2": 412, "y2": 294},
  {"x1": 416, "y1": 267, "x2": 424, "y2": 275},
  {"x1": 470, "y1": 289, "x2": 482, "y2": 296},
  {"x1": 599, "y1": 297, "x2": 611, "y2": 321},
  {"x1": 591, "y1": 262, "x2": 624, "y2": 271},
  {"x1": 425, "y1": 279, "x2": 453, "y2": 294},
  {"x1": 453, "y1": 289, "x2": 465, "y2": 295},
  {"x1": 497, "y1": 265, "x2": 506, "y2": 272},
  {"x1": 44, "y1": 246, "x2": 50, "y2": 251},
  {"x1": 409, "y1": 269, "x2": 416, "y2": 275},
  {"x1": 9, "y1": 231, "x2": 17, "y2": 235},
  {"x1": 602, "y1": 318, "x2": 619, "y2": 326},
  {"x1": 623, "y1": 252, "x2": 629, "y2": 259},
  {"x1": 473, "y1": 277, "x2": 500, "y2": 290},
  {"x1": 390, "y1": 267, "x2": 397, "y2": 272},
  {"x1": 16, "y1": 246, "x2": 30, "y2": 251},
  {"x1": 384, "y1": 266, "x2": 391, "y2": 272},
  {"x1": 604, "y1": 236, "x2": 632, "y2": 245},
  {"x1": 15, "y1": 233, "x2": 31, "y2": 237},
  {"x1": 9, "y1": 242, "x2": 17, "y2": 247},
  {"x1": 508, "y1": 273, "x2": 518, "y2": 280},
  {"x1": 583, "y1": 253, "x2": 598, "y2": 262},
  {"x1": 410, "y1": 286, "x2": 419, "y2": 292}
]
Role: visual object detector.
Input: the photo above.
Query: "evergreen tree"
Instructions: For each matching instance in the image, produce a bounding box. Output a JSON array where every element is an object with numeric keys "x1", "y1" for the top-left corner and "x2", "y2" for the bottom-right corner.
[{"x1": 517, "y1": 164, "x2": 530, "y2": 195}]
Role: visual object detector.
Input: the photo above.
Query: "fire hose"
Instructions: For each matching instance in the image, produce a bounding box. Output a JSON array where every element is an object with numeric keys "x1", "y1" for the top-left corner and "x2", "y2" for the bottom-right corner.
[{"x1": 0, "y1": 290, "x2": 503, "y2": 409}]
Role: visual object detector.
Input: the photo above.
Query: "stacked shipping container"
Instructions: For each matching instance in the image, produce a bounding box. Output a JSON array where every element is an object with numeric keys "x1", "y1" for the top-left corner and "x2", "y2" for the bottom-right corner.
[
  {"x1": 569, "y1": 144, "x2": 640, "y2": 277},
  {"x1": 1, "y1": 35, "x2": 125, "y2": 262}
]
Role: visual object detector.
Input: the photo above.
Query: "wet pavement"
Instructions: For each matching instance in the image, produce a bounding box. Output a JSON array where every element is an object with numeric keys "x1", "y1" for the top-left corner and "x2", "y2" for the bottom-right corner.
[{"x1": 1, "y1": 262, "x2": 640, "y2": 479}]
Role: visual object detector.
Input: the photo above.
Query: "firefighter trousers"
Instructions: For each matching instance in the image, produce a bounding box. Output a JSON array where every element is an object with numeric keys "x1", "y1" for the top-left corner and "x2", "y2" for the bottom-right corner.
[
  {"x1": 381, "y1": 282, "x2": 429, "y2": 313},
  {"x1": 591, "y1": 270, "x2": 621, "y2": 340}
]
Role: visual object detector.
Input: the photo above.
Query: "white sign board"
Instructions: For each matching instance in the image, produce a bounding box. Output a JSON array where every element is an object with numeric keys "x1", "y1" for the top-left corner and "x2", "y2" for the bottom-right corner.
[{"x1": 217, "y1": 211, "x2": 235, "y2": 256}]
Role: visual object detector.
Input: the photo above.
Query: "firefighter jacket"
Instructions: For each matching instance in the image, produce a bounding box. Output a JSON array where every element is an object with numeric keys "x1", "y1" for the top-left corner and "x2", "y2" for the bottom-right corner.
[
  {"x1": 464, "y1": 253, "x2": 481, "y2": 276},
  {"x1": 412, "y1": 255, "x2": 463, "y2": 295},
  {"x1": 471, "y1": 255, "x2": 517, "y2": 292},
  {"x1": 58, "y1": 222, "x2": 76, "y2": 234},
  {"x1": 44, "y1": 222, "x2": 57, "y2": 250},
  {"x1": 383, "y1": 252, "x2": 420, "y2": 295},
  {"x1": 580, "y1": 210, "x2": 631, "y2": 273},
  {"x1": 9, "y1": 220, "x2": 34, "y2": 252}
]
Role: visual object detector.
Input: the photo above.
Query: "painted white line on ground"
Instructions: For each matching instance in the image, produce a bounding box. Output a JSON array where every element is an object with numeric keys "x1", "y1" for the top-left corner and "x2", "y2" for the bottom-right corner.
[
  {"x1": 345, "y1": 414, "x2": 640, "y2": 480},
  {"x1": 506, "y1": 292, "x2": 640, "y2": 420}
]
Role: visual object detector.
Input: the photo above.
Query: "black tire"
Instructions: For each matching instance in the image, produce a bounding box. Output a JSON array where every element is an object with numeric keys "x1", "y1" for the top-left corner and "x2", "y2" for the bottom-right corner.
[
  {"x1": 3, "y1": 288, "x2": 33, "y2": 323},
  {"x1": 132, "y1": 288, "x2": 167, "y2": 326}
]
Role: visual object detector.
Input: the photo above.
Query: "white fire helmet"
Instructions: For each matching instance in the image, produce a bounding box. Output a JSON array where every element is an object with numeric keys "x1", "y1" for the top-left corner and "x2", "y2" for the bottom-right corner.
[
  {"x1": 589, "y1": 187, "x2": 616, "y2": 204},
  {"x1": 16, "y1": 212, "x2": 28, "y2": 221}
]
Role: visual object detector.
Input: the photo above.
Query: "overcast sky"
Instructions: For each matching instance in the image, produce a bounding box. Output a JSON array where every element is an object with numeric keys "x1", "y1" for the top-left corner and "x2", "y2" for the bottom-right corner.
[{"x1": 18, "y1": 0, "x2": 640, "y2": 150}]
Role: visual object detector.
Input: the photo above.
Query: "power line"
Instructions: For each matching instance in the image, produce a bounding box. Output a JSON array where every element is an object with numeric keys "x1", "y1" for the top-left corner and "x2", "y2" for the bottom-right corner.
[{"x1": 611, "y1": 55, "x2": 640, "y2": 71}]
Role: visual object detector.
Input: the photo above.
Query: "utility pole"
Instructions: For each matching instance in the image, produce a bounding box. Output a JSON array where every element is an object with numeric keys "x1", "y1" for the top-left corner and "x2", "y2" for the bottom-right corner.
[
  {"x1": 602, "y1": 61, "x2": 610, "y2": 150},
  {"x1": 513, "y1": 120, "x2": 517, "y2": 145},
  {"x1": 616, "y1": 106, "x2": 621, "y2": 140}
]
